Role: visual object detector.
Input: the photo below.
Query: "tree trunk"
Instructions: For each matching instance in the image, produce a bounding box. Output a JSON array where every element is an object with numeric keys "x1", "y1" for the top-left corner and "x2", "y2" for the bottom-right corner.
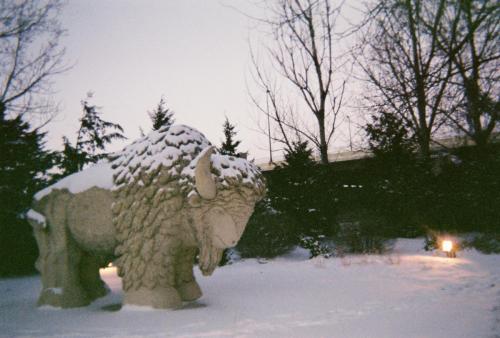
[
  {"x1": 317, "y1": 115, "x2": 329, "y2": 164},
  {"x1": 417, "y1": 128, "x2": 431, "y2": 162}
]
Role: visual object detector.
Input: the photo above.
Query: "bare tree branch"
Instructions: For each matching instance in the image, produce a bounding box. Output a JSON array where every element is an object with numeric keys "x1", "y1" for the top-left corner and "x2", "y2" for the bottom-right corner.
[
  {"x1": 0, "y1": 0, "x2": 68, "y2": 122},
  {"x1": 249, "y1": 0, "x2": 348, "y2": 163},
  {"x1": 357, "y1": 0, "x2": 455, "y2": 160}
]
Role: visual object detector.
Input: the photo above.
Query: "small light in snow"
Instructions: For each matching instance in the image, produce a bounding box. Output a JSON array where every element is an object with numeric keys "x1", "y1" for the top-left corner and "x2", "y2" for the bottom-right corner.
[
  {"x1": 442, "y1": 240, "x2": 456, "y2": 258},
  {"x1": 100, "y1": 264, "x2": 118, "y2": 277}
]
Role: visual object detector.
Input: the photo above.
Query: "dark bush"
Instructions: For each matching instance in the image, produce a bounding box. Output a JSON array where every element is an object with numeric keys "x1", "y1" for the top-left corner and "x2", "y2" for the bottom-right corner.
[
  {"x1": 234, "y1": 142, "x2": 499, "y2": 260},
  {"x1": 463, "y1": 233, "x2": 500, "y2": 254},
  {"x1": 299, "y1": 235, "x2": 334, "y2": 258},
  {"x1": 333, "y1": 209, "x2": 392, "y2": 255},
  {"x1": 0, "y1": 218, "x2": 38, "y2": 277},
  {"x1": 266, "y1": 142, "x2": 338, "y2": 240},
  {"x1": 236, "y1": 198, "x2": 298, "y2": 259}
]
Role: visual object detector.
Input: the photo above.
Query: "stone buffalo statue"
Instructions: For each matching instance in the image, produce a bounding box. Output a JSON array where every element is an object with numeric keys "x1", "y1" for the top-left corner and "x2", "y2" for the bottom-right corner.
[{"x1": 28, "y1": 125, "x2": 265, "y2": 309}]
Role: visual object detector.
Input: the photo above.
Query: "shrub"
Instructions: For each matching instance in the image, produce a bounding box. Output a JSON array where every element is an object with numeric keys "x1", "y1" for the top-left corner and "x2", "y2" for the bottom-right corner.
[
  {"x1": 463, "y1": 233, "x2": 500, "y2": 254},
  {"x1": 236, "y1": 199, "x2": 298, "y2": 259},
  {"x1": 299, "y1": 235, "x2": 334, "y2": 258},
  {"x1": 333, "y1": 210, "x2": 392, "y2": 255}
]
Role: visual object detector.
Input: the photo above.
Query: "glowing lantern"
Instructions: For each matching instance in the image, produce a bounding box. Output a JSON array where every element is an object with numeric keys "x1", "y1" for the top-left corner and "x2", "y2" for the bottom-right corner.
[{"x1": 442, "y1": 240, "x2": 456, "y2": 258}]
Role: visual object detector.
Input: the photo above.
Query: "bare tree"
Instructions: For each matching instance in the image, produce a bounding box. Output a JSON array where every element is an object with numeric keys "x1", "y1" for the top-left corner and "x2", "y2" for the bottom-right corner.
[
  {"x1": 436, "y1": 0, "x2": 499, "y2": 150},
  {"x1": 0, "y1": 0, "x2": 66, "y2": 119},
  {"x1": 358, "y1": 0, "x2": 456, "y2": 160},
  {"x1": 250, "y1": 0, "x2": 347, "y2": 164}
]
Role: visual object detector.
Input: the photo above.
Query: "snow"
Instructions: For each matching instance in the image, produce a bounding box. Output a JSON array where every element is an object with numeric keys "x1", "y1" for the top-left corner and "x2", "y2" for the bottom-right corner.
[
  {"x1": 33, "y1": 125, "x2": 263, "y2": 205},
  {"x1": 110, "y1": 124, "x2": 263, "y2": 193},
  {"x1": 110, "y1": 125, "x2": 211, "y2": 190},
  {"x1": 26, "y1": 209, "x2": 46, "y2": 227},
  {"x1": 1, "y1": 239, "x2": 499, "y2": 337},
  {"x1": 34, "y1": 161, "x2": 114, "y2": 200},
  {"x1": 45, "y1": 287, "x2": 63, "y2": 295},
  {"x1": 181, "y1": 146, "x2": 263, "y2": 189}
]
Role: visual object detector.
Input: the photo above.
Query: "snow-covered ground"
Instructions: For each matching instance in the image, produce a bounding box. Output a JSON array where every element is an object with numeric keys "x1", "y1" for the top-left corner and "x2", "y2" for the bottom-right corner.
[{"x1": 1, "y1": 239, "x2": 499, "y2": 338}]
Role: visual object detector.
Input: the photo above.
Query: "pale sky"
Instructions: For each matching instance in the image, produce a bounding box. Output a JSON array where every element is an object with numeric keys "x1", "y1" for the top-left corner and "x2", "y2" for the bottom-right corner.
[{"x1": 46, "y1": 0, "x2": 362, "y2": 163}]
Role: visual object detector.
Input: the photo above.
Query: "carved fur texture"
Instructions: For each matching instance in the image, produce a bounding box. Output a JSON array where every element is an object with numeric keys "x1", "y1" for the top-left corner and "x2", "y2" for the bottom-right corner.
[{"x1": 29, "y1": 124, "x2": 265, "y2": 309}]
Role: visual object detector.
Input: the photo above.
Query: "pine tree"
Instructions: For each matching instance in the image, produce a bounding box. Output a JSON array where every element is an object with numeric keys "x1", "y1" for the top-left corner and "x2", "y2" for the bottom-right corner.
[
  {"x1": 277, "y1": 140, "x2": 319, "y2": 225},
  {"x1": 149, "y1": 97, "x2": 175, "y2": 131},
  {"x1": 365, "y1": 111, "x2": 415, "y2": 161},
  {"x1": 282, "y1": 140, "x2": 316, "y2": 171},
  {"x1": 219, "y1": 117, "x2": 242, "y2": 156},
  {"x1": 364, "y1": 110, "x2": 425, "y2": 237},
  {"x1": 57, "y1": 93, "x2": 126, "y2": 177},
  {"x1": 57, "y1": 136, "x2": 85, "y2": 176},
  {"x1": 0, "y1": 102, "x2": 53, "y2": 276},
  {"x1": 271, "y1": 140, "x2": 336, "y2": 249}
]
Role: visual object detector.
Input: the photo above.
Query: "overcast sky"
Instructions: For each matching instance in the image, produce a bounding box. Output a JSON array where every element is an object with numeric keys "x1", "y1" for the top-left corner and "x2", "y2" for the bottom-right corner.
[{"x1": 47, "y1": 0, "x2": 361, "y2": 163}]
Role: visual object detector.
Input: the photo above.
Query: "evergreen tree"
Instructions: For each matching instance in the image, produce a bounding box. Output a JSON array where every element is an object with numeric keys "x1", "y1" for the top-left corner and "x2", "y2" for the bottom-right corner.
[
  {"x1": 219, "y1": 117, "x2": 242, "y2": 156},
  {"x1": 268, "y1": 140, "x2": 336, "y2": 255},
  {"x1": 276, "y1": 141, "x2": 319, "y2": 228},
  {"x1": 149, "y1": 97, "x2": 175, "y2": 131},
  {"x1": 234, "y1": 141, "x2": 316, "y2": 260},
  {"x1": 364, "y1": 110, "x2": 426, "y2": 236},
  {"x1": 282, "y1": 140, "x2": 316, "y2": 171},
  {"x1": 57, "y1": 136, "x2": 85, "y2": 176},
  {"x1": 0, "y1": 103, "x2": 53, "y2": 276},
  {"x1": 365, "y1": 110, "x2": 415, "y2": 161},
  {"x1": 57, "y1": 93, "x2": 126, "y2": 177}
]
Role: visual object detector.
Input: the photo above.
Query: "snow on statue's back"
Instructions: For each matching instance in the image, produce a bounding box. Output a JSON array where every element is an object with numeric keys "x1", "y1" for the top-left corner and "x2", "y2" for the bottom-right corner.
[
  {"x1": 34, "y1": 161, "x2": 114, "y2": 200},
  {"x1": 27, "y1": 124, "x2": 265, "y2": 309},
  {"x1": 110, "y1": 125, "x2": 211, "y2": 190}
]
